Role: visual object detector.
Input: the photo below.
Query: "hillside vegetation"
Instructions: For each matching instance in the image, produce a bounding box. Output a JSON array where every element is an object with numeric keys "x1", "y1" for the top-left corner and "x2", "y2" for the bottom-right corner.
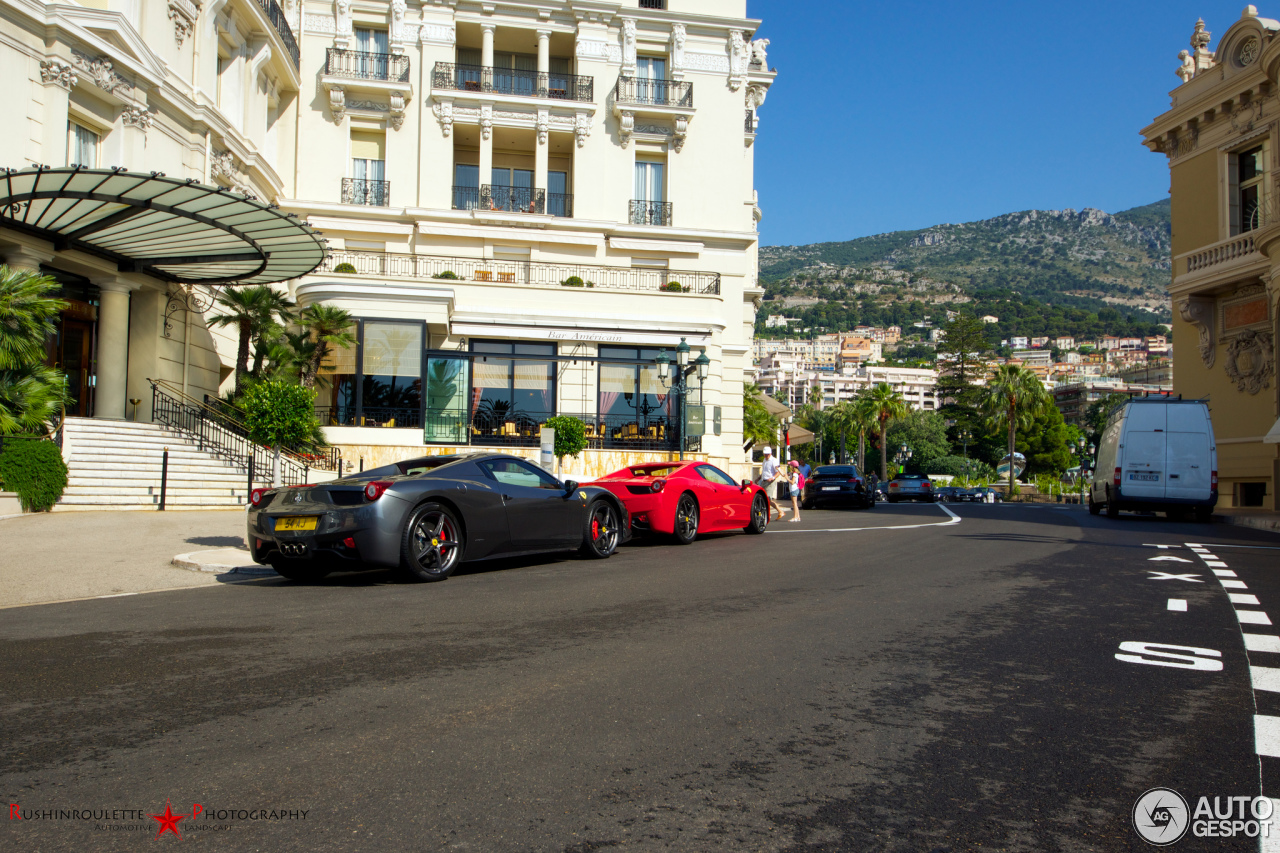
[{"x1": 758, "y1": 200, "x2": 1172, "y2": 338}]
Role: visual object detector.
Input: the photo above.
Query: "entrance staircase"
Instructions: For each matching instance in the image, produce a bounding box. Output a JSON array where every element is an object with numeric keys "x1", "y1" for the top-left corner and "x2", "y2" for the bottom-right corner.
[{"x1": 57, "y1": 417, "x2": 255, "y2": 511}]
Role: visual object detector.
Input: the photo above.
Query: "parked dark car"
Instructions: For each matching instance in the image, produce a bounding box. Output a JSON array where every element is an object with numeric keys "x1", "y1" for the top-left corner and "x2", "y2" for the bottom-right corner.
[
  {"x1": 800, "y1": 464, "x2": 876, "y2": 510},
  {"x1": 247, "y1": 453, "x2": 629, "y2": 582},
  {"x1": 886, "y1": 473, "x2": 934, "y2": 503},
  {"x1": 933, "y1": 486, "x2": 961, "y2": 502}
]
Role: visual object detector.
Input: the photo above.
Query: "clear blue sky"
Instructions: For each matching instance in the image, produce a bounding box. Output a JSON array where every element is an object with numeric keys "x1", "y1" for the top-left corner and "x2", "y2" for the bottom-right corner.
[{"x1": 748, "y1": 1, "x2": 1248, "y2": 247}]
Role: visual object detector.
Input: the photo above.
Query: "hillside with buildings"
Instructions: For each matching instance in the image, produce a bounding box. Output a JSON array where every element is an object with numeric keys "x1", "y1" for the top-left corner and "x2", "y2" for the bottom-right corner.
[{"x1": 758, "y1": 200, "x2": 1173, "y2": 324}]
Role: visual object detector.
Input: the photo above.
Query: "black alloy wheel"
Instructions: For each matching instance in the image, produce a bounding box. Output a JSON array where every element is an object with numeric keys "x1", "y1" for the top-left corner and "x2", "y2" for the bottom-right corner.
[
  {"x1": 672, "y1": 493, "x2": 699, "y2": 545},
  {"x1": 745, "y1": 493, "x2": 768, "y2": 534},
  {"x1": 268, "y1": 556, "x2": 331, "y2": 582},
  {"x1": 401, "y1": 502, "x2": 463, "y2": 581},
  {"x1": 581, "y1": 500, "x2": 621, "y2": 559}
]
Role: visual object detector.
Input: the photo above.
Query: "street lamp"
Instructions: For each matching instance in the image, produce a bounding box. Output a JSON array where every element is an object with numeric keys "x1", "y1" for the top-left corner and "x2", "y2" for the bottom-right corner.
[
  {"x1": 656, "y1": 337, "x2": 707, "y2": 461},
  {"x1": 893, "y1": 444, "x2": 913, "y2": 473},
  {"x1": 959, "y1": 429, "x2": 973, "y2": 480},
  {"x1": 1074, "y1": 436, "x2": 1094, "y2": 505}
]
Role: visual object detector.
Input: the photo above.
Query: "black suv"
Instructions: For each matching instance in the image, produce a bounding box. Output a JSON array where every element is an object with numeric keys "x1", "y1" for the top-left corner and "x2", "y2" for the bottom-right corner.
[{"x1": 800, "y1": 465, "x2": 876, "y2": 510}]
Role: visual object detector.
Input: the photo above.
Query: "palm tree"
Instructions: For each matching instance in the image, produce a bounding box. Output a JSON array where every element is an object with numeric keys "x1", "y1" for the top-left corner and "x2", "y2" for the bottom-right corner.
[
  {"x1": 863, "y1": 382, "x2": 909, "y2": 481},
  {"x1": 980, "y1": 364, "x2": 1051, "y2": 495},
  {"x1": 297, "y1": 304, "x2": 356, "y2": 389},
  {"x1": 207, "y1": 285, "x2": 295, "y2": 393},
  {"x1": 828, "y1": 399, "x2": 858, "y2": 464},
  {"x1": 0, "y1": 266, "x2": 67, "y2": 434},
  {"x1": 742, "y1": 381, "x2": 777, "y2": 452},
  {"x1": 851, "y1": 395, "x2": 879, "y2": 471}
]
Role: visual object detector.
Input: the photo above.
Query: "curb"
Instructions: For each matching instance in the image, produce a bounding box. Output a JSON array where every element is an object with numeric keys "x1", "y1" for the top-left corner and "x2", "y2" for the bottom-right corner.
[
  {"x1": 172, "y1": 549, "x2": 276, "y2": 575},
  {"x1": 1213, "y1": 514, "x2": 1280, "y2": 535}
]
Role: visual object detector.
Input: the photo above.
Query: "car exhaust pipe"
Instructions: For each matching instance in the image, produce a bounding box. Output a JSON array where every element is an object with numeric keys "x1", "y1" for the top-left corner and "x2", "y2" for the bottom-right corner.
[{"x1": 280, "y1": 542, "x2": 307, "y2": 557}]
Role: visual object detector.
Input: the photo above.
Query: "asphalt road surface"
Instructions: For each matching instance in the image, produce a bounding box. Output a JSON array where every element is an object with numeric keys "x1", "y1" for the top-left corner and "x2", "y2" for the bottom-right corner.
[{"x1": 3, "y1": 502, "x2": 1280, "y2": 851}]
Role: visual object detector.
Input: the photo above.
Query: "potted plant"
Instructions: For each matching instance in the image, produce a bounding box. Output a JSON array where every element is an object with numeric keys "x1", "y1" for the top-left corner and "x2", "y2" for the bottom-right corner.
[
  {"x1": 660, "y1": 281, "x2": 687, "y2": 293},
  {"x1": 333, "y1": 262, "x2": 357, "y2": 274},
  {"x1": 433, "y1": 271, "x2": 459, "y2": 280},
  {"x1": 561, "y1": 276, "x2": 586, "y2": 287}
]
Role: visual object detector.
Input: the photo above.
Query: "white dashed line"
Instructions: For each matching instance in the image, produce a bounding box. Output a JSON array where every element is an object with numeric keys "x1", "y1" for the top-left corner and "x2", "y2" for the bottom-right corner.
[
  {"x1": 1213, "y1": 569, "x2": 1239, "y2": 577},
  {"x1": 1168, "y1": 599, "x2": 1188, "y2": 612},
  {"x1": 1238, "y1": 611, "x2": 1274, "y2": 626},
  {"x1": 1256, "y1": 716, "x2": 1280, "y2": 758},
  {"x1": 1231, "y1": 594, "x2": 1263, "y2": 606},
  {"x1": 1205, "y1": 561, "x2": 1229, "y2": 568},
  {"x1": 1223, "y1": 580, "x2": 1250, "y2": 589},
  {"x1": 1246, "y1": 635, "x2": 1280, "y2": 653},
  {"x1": 1254, "y1": 668, "x2": 1280, "y2": 693}
]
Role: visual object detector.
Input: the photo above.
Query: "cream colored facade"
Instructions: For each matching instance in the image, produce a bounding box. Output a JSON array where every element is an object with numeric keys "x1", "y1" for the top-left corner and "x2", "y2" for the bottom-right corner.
[
  {"x1": 1141, "y1": 6, "x2": 1280, "y2": 510},
  {"x1": 0, "y1": 0, "x2": 774, "y2": 480}
]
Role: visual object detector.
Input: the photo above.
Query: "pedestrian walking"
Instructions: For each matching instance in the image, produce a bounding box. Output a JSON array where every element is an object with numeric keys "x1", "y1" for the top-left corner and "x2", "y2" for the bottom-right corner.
[
  {"x1": 786, "y1": 460, "x2": 803, "y2": 522},
  {"x1": 757, "y1": 446, "x2": 784, "y2": 520}
]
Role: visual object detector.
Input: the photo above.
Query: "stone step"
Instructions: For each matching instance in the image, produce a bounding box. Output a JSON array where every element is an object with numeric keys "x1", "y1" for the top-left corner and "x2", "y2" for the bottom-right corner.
[
  {"x1": 61, "y1": 485, "x2": 249, "y2": 498},
  {"x1": 68, "y1": 476, "x2": 249, "y2": 490},
  {"x1": 67, "y1": 461, "x2": 247, "y2": 475}
]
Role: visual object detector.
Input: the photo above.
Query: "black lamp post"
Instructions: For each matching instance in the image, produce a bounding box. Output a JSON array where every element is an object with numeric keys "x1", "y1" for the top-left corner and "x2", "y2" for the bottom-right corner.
[
  {"x1": 655, "y1": 337, "x2": 709, "y2": 460},
  {"x1": 959, "y1": 429, "x2": 973, "y2": 479},
  {"x1": 893, "y1": 443, "x2": 913, "y2": 474},
  {"x1": 1075, "y1": 436, "x2": 1095, "y2": 504}
]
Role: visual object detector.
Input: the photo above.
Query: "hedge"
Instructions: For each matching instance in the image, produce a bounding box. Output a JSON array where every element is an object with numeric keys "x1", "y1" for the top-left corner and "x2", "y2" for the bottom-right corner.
[{"x1": 0, "y1": 438, "x2": 68, "y2": 512}]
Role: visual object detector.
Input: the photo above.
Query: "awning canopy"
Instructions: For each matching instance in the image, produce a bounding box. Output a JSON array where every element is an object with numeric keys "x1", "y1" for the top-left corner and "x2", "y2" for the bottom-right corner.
[
  {"x1": 787, "y1": 424, "x2": 815, "y2": 446},
  {"x1": 757, "y1": 393, "x2": 792, "y2": 419},
  {"x1": 0, "y1": 166, "x2": 326, "y2": 285}
]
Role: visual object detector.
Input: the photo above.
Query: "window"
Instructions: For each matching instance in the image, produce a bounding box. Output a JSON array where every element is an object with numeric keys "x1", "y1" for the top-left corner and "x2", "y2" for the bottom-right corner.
[
  {"x1": 480, "y1": 458, "x2": 562, "y2": 490},
  {"x1": 349, "y1": 131, "x2": 387, "y2": 204},
  {"x1": 454, "y1": 163, "x2": 479, "y2": 209},
  {"x1": 67, "y1": 122, "x2": 98, "y2": 168},
  {"x1": 598, "y1": 346, "x2": 670, "y2": 423},
  {"x1": 470, "y1": 341, "x2": 556, "y2": 429},
  {"x1": 632, "y1": 160, "x2": 667, "y2": 225},
  {"x1": 355, "y1": 27, "x2": 389, "y2": 55},
  {"x1": 1234, "y1": 145, "x2": 1265, "y2": 233},
  {"x1": 697, "y1": 465, "x2": 737, "y2": 487},
  {"x1": 354, "y1": 27, "x2": 390, "y2": 78},
  {"x1": 548, "y1": 171, "x2": 570, "y2": 217},
  {"x1": 361, "y1": 322, "x2": 422, "y2": 427}
]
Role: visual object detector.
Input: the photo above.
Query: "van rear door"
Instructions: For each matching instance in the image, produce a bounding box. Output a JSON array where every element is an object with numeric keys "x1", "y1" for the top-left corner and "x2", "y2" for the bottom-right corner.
[
  {"x1": 1165, "y1": 404, "x2": 1212, "y2": 501},
  {"x1": 1122, "y1": 404, "x2": 1166, "y2": 498}
]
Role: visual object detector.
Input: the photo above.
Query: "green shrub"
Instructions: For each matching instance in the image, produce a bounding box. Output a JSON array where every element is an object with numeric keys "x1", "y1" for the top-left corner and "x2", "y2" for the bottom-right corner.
[
  {"x1": 544, "y1": 416, "x2": 588, "y2": 465},
  {"x1": 660, "y1": 281, "x2": 687, "y2": 293},
  {"x1": 0, "y1": 438, "x2": 67, "y2": 512},
  {"x1": 562, "y1": 276, "x2": 585, "y2": 287},
  {"x1": 333, "y1": 262, "x2": 357, "y2": 274},
  {"x1": 586, "y1": 281, "x2": 595, "y2": 288},
  {"x1": 433, "y1": 271, "x2": 459, "y2": 280}
]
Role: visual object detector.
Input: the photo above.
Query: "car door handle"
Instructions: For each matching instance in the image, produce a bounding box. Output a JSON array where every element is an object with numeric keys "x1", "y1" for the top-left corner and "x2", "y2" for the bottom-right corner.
[{"x1": 502, "y1": 494, "x2": 514, "y2": 501}]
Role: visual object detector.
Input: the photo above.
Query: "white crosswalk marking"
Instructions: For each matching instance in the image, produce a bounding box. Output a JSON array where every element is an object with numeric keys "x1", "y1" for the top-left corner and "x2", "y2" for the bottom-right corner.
[
  {"x1": 1246, "y1": 635, "x2": 1280, "y2": 653},
  {"x1": 1231, "y1": 593, "x2": 1262, "y2": 606},
  {"x1": 1253, "y1": 667, "x2": 1280, "y2": 693},
  {"x1": 1238, "y1": 611, "x2": 1274, "y2": 626},
  {"x1": 1168, "y1": 599, "x2": 1187, "y2": 612},
  {"x1": 1222, "y1": 580, "x2": 1249, "y2": 589},
  {"x1": 1256, "y1": 715, "x2": 1280, "y2": 757},
  {"x1": 1213, "y1": 569, "x2": 1238, "y2": 577}
]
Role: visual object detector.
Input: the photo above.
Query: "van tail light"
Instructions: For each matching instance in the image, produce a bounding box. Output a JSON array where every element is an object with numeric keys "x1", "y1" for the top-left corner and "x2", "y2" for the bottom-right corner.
[
  {"x1": 250, "y1": 488, "x2": 268, "y2": 506},
  {"x1": 1114, "y1": 467, "x2": 1122, "y2": 487},
  {"x1": 651, "y1": 478, "x2": 666, "y2": 493},
  {"x1": 1211, "y1": 470, "x2": 1218, "y2": 490},
  {"x1": 364, "y1": 480, "x2": 393, "y2": 502}
]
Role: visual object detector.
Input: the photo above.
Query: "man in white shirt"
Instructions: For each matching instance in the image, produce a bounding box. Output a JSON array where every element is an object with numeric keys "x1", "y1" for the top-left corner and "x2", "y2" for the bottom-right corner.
[{"x1": 758, "y1": 445, "x2": 784, "y2": 520}]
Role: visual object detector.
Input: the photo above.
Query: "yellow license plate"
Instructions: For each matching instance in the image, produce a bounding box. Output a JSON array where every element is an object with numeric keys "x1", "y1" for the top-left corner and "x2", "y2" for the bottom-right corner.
[{"x1": 276, "y1": 516, "x2": 318, "y2": 532}]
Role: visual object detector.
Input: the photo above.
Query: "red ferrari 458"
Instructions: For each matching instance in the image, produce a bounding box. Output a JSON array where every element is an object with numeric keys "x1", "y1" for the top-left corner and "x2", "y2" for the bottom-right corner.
[{"x1": 594, "y1": 461, "x2": 770, "y2": 544}]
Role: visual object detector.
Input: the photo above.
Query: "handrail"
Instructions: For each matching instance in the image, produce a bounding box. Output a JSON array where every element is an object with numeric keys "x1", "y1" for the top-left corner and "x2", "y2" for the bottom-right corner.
[{"x1": 148, "y1": 380, "x2": 340, "y2": 485}]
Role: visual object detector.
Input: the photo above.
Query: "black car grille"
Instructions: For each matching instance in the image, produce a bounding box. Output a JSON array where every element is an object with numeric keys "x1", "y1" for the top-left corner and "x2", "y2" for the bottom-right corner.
[
  {"x1": 328, "y1": 490, "x2": 365, "y2": 506},
  {"x1": 626, "y1": 485, "x2": 654, "y2": 495}
]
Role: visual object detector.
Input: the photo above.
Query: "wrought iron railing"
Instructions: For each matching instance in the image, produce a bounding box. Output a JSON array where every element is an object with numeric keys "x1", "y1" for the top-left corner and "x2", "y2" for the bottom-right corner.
[
  {"x1": 255, "y1": 0, "x2": 300, "y2": 69},
  {"x1": 629, "y1": 200, "x2": 673, "y2": 226},
  {"x1": 341, "y1": 178, "x2": 390, "y2": 206},
  {"x1": 152, "y1": 382, "x2": 338, "y2": 486},
  {"x1": 615, "y1": 76, "x2": 693, "y2": 108},
  {"x1": 325, "y1": 48, "x2": 410, "y2": 82},
  {"x1": 547, "y1": 192, "x2": 573, "y2": 218},
  {"x1": 745, "y1": 110, "x2": 757, "y2": 133},
  {"x1": 318, "y1": 250, "x2": 721, "y2": 294},
  {"x1": 482, "y1": 184, "x2": 546, "y2": 214},
  {"x1": 431, "y1": 62, "x2": 594, "y2": 102},
  {"x1": 316, "y1": 405, "x2": 421, "y2": 429},
  {"x1": 639, "y1": 0, "x2": 665, "y2": 8},
  {"x1": 423, "y1": 410, "x2": 680, "y2": 451},
  {"x1": 205, "y1": 392, "x2": 342, "y2": 471}
]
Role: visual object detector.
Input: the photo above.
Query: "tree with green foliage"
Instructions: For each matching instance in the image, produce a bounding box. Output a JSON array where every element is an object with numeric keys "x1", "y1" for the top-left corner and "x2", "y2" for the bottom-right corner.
[
  {"x1": 241, "y1": 379, "x2": 319, "y2": 486},
  {"x1": 742, "y1": 382, "x2": 778, "y2": 452},
  {"x1": 1085, "y1": 392, "x2": 1130, "y2": 445},
  {"x1": 980, "y1": 365, "x2": 1051, "y2": 494},
  {"x1": 544, "y1": 415, "x2": 588, "y2": 477},
  {"x1": 863, "y1": 382, "x2": 910, "y2": 481},
  {"x1": 936, "y1": 313, "x2": 991, "y2": 407},
  {"x1": 0, "y1": 266, "x2": 67, "y2": 434},
  {"x1": 1017, "y1": 405, "x2": 1075, "y2": 477},
  {"x1": 884, "y1": 410, "x2": 952, "y2": 474},
  {"x1": 297, "y1": 304, "x2": 357, "y2": 389},
  {"x1": 208, "y1": 285, "x2": 296, "y2": 393}
]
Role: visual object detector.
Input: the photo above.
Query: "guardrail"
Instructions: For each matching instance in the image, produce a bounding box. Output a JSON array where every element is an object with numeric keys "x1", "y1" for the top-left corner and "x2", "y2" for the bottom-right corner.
[
  {"x1": 255, "y1": 0, "x2": 299, "y2": 69},
  {"x1": 615, "y1": 76, "x2": 693, "y2": 109}
]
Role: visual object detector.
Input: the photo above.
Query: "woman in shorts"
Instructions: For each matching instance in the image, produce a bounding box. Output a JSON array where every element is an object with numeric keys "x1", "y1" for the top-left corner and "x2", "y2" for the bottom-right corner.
[{"x1": 785, "y1": 460, "x2": 802, "y2": 522}]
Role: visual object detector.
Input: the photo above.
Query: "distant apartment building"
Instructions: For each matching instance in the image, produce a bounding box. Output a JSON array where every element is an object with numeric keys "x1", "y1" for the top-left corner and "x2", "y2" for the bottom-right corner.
[
  {"x1": 1055, "y1": 336, "x2": 1077, "y2": 350},
  {"x1": 981, "y1": 315, "x2": 999, "y2": 324},
  {"x1": 1031, "y1": 336, "x2": 1051, "y2": 348},
  {"x1": 1053, "y1": 377, "x2": 1175, "y2": 429},
  {"x1": 1012, "y1": 349, "x2": 1053, "y2": 366},
  {"x1": 838, "y1": 337, "x2": 882, "y2": 367},
  {"x1": 886, "y1": 326, "x2": 903, "y2": 343},
  {"x1": 756, "y1": 361, "x2": 939, "y2": 413},
  {"x1": 1009, "y1": 336, "x2": 1030, "y2": 349}
]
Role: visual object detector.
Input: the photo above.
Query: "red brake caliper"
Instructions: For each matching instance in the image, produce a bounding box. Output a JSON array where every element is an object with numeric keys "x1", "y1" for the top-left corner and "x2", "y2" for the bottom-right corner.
[{"x1": 592, "y1": 518, "x2": 601, "y2": 540}]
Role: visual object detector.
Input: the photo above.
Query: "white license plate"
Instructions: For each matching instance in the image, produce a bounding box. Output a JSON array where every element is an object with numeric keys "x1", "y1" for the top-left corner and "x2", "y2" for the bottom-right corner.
[
  {"x1": 1129, "y1": 472, "x2": 1160, "y2": 482},
  {"x1": 821, "y1": 486, "x2": 838, "y2": 491}
]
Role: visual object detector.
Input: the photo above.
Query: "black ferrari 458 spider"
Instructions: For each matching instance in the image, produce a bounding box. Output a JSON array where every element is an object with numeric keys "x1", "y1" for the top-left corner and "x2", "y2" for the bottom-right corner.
[{"x1": 246, "y1": 453, "x2": 629, "y2": 582}]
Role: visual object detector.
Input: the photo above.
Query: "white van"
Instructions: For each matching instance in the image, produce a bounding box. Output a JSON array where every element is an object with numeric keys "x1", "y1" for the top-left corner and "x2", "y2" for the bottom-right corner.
[{"x1": 1089, "y1": 398, "x2": 1217, "y2": 521}]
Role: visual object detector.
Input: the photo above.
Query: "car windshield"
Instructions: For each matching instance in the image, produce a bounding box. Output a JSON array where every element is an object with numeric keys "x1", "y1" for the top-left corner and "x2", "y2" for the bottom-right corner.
[
  {"x1": 893, "y1": 474, "x2": 926, "y2": 481},
  {"x1": 398, "y1": 456, "x2": 463, "y2": 476},
  {"x1": 622, "y1": 464, "x2": 685, "y2": 478},
  {"x1": 815, "y1": 466, "x2": 857, "y2": 478}
]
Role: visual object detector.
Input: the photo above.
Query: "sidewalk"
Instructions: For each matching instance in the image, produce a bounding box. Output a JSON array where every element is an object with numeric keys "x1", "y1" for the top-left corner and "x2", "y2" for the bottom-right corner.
[
  {"x1": 0, "y1": 509, "x2": 252, "y2": 608},
  {"x1": 1213, "y1": 507, "x2": 1280, "y2": 535}
]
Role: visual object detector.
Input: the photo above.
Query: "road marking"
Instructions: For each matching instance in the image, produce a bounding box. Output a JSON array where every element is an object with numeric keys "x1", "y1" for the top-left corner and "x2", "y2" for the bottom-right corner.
[
  {"x1": 1238, "y1": 611, "x2": 1274, "y2": 626},
  {"x1": 1116, "y1": 642, "x2": 1223, "y2": 670},
  {"x1": 1253, "y1": 667, "x2": 1280, "y2": 692},
  {"x1": 1223, "y1": 580, "x2": 1250, "y2": 589},
  {"x1": 1213, "y1": 569, "x2": 1239, "y2": 577},
  {"x1": 1231, "y1": 593, "x2": 1262, "y2": 606},
  {"x1": 1246, "y1": 635, "x2": 1280, "y2": 653},
  {"x1": 1168, "y1": 599, "x2": 1188, "y2": 611},
  {"x1": 1146, "y1": 572, "x2": 1203, "y2": 582},
  {"x1": 1205, "y1": 560, "x2": 1229, "y2": 567},
  {"x1": 1148, "y1": 555, "x2": 1193, "y2": 563},
  {"x1": 1258, "y1": 716, "x2": 1280, "y2": 758},
  {"x1": 768, "y1": 502, "x2": 960, "y2": 534},
  {"x1": 96, "y1": 592, "x2": 138, "y2": 599}
]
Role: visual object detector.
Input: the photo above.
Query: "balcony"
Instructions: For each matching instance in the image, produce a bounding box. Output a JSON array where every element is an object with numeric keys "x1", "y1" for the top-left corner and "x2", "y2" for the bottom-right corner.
[
  {"x1": 451, "y1": 185, "x2": 573, "y2": 217},
  {"x1": 615, "y1": 76, "x2": 692, "y2": 109},
  {"x1": 325, "y1": 49, "x2": 410, "y2": 83},
  {"x1": 431, "y1": 63, "x2": 593, "y2": 103},
  {"x1": 341, "y1": 178, "x2": 390, "y2": 207},
  {"x1": 254, "y1": 0, "x2": 299, "y2": 68},
  {"x1": 316, "y1": 250, "x2": 720, "y2": 294},
  {"x1": 629, "y1": 200, "x2": 672, "y2": 227}
]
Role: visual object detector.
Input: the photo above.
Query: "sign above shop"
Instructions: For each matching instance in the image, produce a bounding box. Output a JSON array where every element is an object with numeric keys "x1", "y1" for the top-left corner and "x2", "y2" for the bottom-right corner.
[{"x1": 449, "y1": 322, "x2": 712, "y2": 347}]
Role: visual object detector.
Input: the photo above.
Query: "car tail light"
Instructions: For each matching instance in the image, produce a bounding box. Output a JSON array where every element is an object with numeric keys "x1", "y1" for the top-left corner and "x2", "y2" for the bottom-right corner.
[
  {"x1": 364, "y1": 480, "x2": 393, "y2": 501},
  {"x1": 342, "y1": 537, "x2": 357, "y2": 550},
  {"x1": 848, "y1": 478, "x2": 860, "y2": 484},
  {"x1": 250, "y1": 488, "x2": 268, "y2": 506},
  {"x1": 889, "y1": 482, "x2": 899, "y2": 489},
  {"x1": 1114, "y1": 467, "x2": 1122, "y2": 486},
  {"x1": 921, "y1": 482, "x2": 931, "y2": 489},
  {"x1": 651, "y1": 478, "x2": 666, "y2": 493}
]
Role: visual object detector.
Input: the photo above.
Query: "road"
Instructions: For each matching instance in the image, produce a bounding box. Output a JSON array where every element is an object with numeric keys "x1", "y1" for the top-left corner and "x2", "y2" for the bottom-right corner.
[{"x1": 2, "y1": 502, "x2": 1279, "y2": 851}]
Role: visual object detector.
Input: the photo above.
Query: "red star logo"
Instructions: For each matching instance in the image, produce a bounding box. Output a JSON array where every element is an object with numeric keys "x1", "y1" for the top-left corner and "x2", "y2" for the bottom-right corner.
[{"x1": 148, "y1": 800, "x2": 188, "y2": 840}]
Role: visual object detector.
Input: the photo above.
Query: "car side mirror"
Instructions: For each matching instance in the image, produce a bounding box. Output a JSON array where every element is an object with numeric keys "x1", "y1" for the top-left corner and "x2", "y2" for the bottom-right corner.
[
  {"x1": 563, "y1": 480, "x2": 579, "y2": 496},
  {"x1": 740, "y1": 479, "x2": 752, "y2": 491}
]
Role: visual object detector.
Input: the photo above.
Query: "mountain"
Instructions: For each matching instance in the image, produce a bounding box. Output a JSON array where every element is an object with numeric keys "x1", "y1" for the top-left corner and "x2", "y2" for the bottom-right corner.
[{"x1": 759, "y1": 200, "x2": 1172, "y2": 321}]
